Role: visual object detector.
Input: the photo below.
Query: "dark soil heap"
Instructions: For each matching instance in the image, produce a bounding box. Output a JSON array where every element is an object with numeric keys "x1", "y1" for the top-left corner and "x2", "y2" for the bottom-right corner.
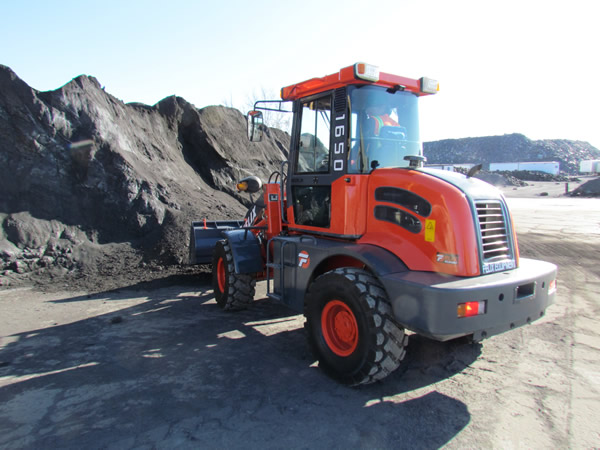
[
  {"x1": 568, "y1": 177, "x2": 600, "y2": 197},
  {"x1": 0, "y1": 65, "x2": 288, "y2": 289}
]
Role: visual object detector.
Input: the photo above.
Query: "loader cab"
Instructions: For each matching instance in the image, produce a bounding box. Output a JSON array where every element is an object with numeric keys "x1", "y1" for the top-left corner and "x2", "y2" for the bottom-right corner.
[
  {"x1": 287, "y1": 84, "x2": 425, "y2": 237},
  {"x1": 248, "y1": 63, "x2": 438, "y2": 238}
]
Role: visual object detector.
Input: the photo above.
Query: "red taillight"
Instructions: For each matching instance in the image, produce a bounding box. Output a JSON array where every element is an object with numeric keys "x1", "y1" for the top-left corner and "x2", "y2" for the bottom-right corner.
[
  {"x1": 548, "y1": 279, "x2": 557, "y2": 294},
  {"x1": 457, "y1": 301, "x2": 486, "y2": 318}
]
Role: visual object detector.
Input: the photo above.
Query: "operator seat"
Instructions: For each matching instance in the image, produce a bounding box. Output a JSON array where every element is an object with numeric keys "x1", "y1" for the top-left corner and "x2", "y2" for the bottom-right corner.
[{"x1": 369, "y1": 125, "x2": 408, "y2": 168}]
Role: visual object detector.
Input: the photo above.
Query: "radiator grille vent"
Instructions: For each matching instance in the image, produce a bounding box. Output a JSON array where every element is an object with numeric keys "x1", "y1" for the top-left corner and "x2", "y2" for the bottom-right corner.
[{"x1": 476, "y1": 201, "x2": 511, "y2": 262}]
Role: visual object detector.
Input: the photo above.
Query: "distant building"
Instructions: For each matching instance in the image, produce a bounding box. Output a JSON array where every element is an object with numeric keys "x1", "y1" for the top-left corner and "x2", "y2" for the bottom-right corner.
[
  {"x1": 579, "y1": 160, "x2": 600, "y2": 174},
  {"x1": 489, "y1": 161, "x2": 560, "y2": 175},
  {"x1": 427, "y1": 163, "x2": 476, "y2": 172}
]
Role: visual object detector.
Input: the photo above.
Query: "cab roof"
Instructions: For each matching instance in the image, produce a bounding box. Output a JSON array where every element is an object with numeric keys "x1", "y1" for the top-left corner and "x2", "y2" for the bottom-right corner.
[{"x1": 280, "y1": 63, "x2": 438, "y2": 101}]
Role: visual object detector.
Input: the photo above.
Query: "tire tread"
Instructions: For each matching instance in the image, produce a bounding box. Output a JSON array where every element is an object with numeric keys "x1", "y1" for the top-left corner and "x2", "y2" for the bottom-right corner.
[
  {"x1": 305, "y1": 267, "x2": 408, "y2": 386},
  {"x1": 214, "y1": 240, "x2": 256, "y2": 311}
]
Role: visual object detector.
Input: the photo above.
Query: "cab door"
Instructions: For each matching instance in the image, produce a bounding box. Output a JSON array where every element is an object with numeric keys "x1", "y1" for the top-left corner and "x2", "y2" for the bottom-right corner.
[{"x1": 287, "y1": 88, "x2": 348, "y2": 235}]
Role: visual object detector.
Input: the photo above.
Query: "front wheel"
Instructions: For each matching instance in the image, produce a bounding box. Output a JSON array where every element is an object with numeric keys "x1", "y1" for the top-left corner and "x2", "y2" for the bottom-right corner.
[
  {"x1": 212, "y1": 240, "x2": 256, "y2": 311},
  {"x1": 304, "y1": 268, "x2": 408, "y2": 386}
]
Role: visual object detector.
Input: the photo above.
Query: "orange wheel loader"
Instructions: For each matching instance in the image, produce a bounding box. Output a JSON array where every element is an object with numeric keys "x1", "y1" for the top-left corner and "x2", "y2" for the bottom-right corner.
[{"x1": 190, "y1": 63, "x2": 557, "y2": 386}]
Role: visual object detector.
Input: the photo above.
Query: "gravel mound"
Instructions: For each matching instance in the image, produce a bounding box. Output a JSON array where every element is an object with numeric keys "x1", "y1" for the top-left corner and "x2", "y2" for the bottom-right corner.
[
  {"x1": 568, "y1": 177, "x2": 600, "y2": 197},
  {"x1": 0, "y1": 65, "x2": 287, "y2": 290},
  {"x1": 424, "y1": 133, "x2": 600, "y2": 175}
]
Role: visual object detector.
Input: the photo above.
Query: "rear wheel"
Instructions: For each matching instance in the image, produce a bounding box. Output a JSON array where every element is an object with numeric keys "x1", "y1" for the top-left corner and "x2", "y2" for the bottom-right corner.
[
  {"x1": 212, "y1": 240, "x2": 256, "y2": 310},
  {"x1": 304, "y1": 268, "x2": 408, "y2": 386}
]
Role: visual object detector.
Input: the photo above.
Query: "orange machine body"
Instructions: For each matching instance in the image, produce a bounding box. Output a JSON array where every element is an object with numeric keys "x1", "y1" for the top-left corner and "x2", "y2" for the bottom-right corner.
[{"x1": 281, "y1": 168, "x2": 499, "y2": 277}]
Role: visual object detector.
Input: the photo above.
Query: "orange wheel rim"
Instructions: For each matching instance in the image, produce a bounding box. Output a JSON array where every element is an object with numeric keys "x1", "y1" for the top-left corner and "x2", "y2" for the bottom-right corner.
[
  {"x1": 217, "y1": 258, "x2": 226, "y2": 293},
  {"x1": 321, "y1": 300, "x2": 358, "y2": 357}
]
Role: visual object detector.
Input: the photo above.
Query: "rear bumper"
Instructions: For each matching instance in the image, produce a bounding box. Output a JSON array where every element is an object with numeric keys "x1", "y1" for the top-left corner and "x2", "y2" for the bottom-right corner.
[{"x1": 380, "y1": 258, "x2": 557, "y2": 342}]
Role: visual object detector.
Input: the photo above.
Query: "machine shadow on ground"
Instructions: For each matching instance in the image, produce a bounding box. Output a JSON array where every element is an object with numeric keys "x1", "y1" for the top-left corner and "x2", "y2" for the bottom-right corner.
[{"x1": 0, "y1": 274, "x2": 476, "y2": 448}]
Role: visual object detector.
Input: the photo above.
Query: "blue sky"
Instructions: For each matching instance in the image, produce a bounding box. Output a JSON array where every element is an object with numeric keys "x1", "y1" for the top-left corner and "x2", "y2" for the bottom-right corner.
[{"x1": 2, "y1": 0, "x2": 598, "y2": 148}]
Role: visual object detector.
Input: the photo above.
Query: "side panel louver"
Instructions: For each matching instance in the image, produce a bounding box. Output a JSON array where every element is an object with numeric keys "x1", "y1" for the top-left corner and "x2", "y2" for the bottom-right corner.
[{"x1": 334, "y1": 88, "x2": 347, "y2": 113}]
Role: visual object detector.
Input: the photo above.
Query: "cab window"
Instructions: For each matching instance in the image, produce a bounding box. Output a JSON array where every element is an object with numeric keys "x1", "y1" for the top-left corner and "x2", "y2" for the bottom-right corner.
[
  {"x1": 348, "y1": 86, "x2": 422, "y2": 173},
  {"x1": 296, "y1": 96, "x2": 332, "y2": 173}
]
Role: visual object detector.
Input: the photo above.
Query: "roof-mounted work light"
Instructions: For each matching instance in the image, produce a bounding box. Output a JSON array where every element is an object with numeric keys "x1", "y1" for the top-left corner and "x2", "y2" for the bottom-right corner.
[
  {"x1": 354, "y1": 63, "x2": 379, "y2": 82},
  {"x1": 420, "y1": 77, "x2": 439, "y2": 94}
]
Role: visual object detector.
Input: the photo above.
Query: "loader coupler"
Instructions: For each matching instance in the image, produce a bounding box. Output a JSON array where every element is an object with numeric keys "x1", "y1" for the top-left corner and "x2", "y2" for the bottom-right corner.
[{"x1": 189, "y1": 220, "x2": 243, "y2": 265}]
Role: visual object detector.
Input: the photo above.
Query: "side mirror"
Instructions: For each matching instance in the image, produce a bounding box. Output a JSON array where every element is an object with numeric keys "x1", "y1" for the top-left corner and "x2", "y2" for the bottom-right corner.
[{"x1": 247, "y1": 110, "x2": 264, "y2": 142}]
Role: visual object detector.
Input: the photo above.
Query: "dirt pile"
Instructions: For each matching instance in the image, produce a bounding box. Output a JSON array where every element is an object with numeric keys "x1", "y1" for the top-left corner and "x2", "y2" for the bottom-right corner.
[
  {"x1": 473, "y1": 171, "x2": 528, "y2": 187},
  {"x1": 505, "y1": 170, "x2": 571, "y2": 182},
  {"x1": 424, "y1": 133, "x2": 600, "y2": 174},
  {"x1": 473, "y1": 170, "x2": 576, "y2": 187},
  {"x1": 0, "y1": 65, "x2": 288, "y2": 288},
  {"x1": 451, "y1": 167, "x2": 527, "y2": 187},
  {"x1": 568, "y1": 177, "x2": 600, "y2": 197}
]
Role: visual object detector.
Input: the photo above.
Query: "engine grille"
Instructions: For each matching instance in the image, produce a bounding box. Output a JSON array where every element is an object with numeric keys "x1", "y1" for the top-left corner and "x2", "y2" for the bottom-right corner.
[{"x1": 475, "y1": 201, "x2": 512, "y2": 262}]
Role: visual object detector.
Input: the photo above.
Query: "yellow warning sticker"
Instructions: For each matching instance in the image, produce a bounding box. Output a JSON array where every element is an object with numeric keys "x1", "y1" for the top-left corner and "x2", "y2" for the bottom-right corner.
[{"x1": 425, "y1": 219, "x2": 436, "y2": 242}]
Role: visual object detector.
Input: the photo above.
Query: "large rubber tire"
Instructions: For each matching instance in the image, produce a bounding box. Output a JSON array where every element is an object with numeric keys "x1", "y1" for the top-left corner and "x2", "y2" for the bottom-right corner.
[
  {"x1": 212, "y1": 240, "x2": 256, "y2": 311},
  {"x1": 304, "y1": 268, "x2": 408, "y2": 386}
]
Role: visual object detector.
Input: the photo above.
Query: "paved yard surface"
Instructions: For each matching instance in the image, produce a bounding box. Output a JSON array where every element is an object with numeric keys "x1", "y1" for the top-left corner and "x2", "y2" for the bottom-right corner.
[{"x1": 1, "y1": 194, "x2": 599, "y2": 449}]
